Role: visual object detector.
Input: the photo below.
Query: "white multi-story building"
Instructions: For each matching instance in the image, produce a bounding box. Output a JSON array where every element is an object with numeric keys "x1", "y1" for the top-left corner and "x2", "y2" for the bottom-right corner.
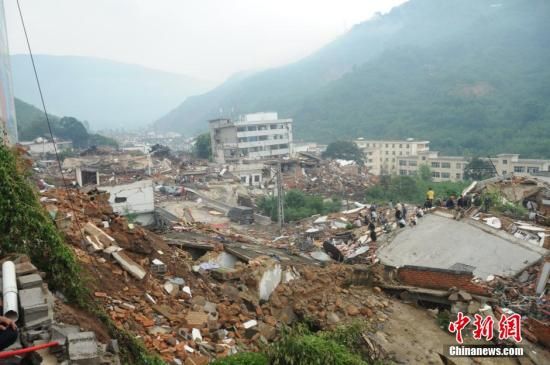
[
  {"x1": 355, "y1": 138, "x2": 430, "y2": 175},
  {"x1": 209, "y1": 112, "x2": 292, "y2": 163},
  {"x1": 397, "y1": 151, "x2": 468, "y2": 182},
  {"x1": 485, "y1": 154, "x2": 550, "y2": 176}
]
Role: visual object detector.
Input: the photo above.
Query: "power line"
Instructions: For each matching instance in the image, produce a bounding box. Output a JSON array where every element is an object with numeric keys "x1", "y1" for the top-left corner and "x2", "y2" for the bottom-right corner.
[{"x1": 16, "y1": 0, "x2": 88, "y2": 244}]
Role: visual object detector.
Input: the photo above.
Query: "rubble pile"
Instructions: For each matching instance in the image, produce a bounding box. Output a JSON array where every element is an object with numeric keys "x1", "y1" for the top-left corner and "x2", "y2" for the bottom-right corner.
[
  {"x1": 35, "y1": 187, "x2": 394, "y2": 363},
  {"x1": 283, "y1": 160, "x2": 372, "y2": 201},
  {"x1": 487, "y1": 260, "x2": 550, "y2": 323}
]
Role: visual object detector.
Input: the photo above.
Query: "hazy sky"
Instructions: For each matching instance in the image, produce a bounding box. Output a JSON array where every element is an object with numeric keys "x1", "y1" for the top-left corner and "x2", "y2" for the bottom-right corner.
[{"x1": 5, "y1": 0, "x2": 406, "y2": 82}]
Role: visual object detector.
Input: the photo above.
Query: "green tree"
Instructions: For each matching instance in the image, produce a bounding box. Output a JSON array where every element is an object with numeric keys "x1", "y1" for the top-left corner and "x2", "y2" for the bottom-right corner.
[
  {"x1": 418, "y1": 164, "x2": 432, "y2": 182},
  {"x1": 194, "y1": 133, "x2": 212, "y2": 159},
  {"x1": 322, "y1": 141, "x2": 364, "y2": 164},
  {"x1": 57, "y1": 117, "x2": 90, "y2": 148},
  {"x1": 463, "y1": 157, "x2": 496, "y2": 180}
]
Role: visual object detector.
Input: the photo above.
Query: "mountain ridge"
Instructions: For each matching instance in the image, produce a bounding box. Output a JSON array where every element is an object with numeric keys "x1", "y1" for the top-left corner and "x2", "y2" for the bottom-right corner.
[{"x1": 154, "y1": 0, "x2": 550, "y2": 158}]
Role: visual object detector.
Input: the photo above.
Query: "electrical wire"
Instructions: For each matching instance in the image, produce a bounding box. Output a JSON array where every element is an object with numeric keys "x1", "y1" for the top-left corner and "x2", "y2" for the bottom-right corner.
[{"x1": 16, "y1": 0, "x2": 88, "y2": 244}]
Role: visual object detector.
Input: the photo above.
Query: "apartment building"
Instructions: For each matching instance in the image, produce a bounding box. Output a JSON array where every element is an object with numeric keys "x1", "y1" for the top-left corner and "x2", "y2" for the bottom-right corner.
[
  {"x1": 486, "y1": 154, "x2": 550, "y2": 176},
  {"x1": 398, "y1": 151, "x2": 468, "y2": 182},
  {"x1": 209, "y1": 112, "x2": 292, "y2": 163},
  {"x1": 355, "y1": 138, "x2": 430, "y2": 175}
]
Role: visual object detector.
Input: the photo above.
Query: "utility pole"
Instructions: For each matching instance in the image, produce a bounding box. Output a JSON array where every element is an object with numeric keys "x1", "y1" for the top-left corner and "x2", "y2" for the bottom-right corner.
[{"x1": 276, "y1": 160, "x2": 284, "y2": 232}]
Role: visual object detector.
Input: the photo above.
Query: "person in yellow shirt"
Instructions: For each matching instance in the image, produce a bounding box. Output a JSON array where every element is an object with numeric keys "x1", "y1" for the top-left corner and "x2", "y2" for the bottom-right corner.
[{"x1": 426, "y1": 187, "x2": 435, "y2": 208}]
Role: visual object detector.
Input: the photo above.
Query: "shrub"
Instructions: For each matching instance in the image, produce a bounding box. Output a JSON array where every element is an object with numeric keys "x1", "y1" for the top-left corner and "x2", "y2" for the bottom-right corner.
[
  {"x1": 267, "y1": 333, "x2": 367, "y2": 365},
  {"x1": 212, "y1": 352, "x2": 268, "y2": 365}
]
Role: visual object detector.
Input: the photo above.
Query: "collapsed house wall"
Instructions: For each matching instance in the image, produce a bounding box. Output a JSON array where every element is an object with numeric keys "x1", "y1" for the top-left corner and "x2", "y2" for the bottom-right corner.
[{"x1": 397, "y1": 266, "x2": 489, "y2": 296}]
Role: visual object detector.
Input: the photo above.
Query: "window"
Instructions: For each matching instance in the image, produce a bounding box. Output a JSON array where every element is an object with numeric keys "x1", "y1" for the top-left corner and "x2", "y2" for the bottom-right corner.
[
  {"x1": 456, "y1": 173, "x2": 461, "y2": 179},
  {"x1": 240, "y1": 176, "x2": 247, "y2": 183},
  {"x1": 399, "y1": 160, "x2": 407, "y2": 166},
  {"x1": 392, "y1": 144, "x2": 395, "y2": 148},
  {"x1": 527, "y1": 167, "x2": 540, "y2": 173},
  {"x1": 254, "y1": 175, "x2": 260, "y2": 182},
  {"x1": 502, "y1": 160, "x2": 508, "y2": 165},
  {"x1": 409, "y1": 161, "x2": 417, "y2": 166},
  {"x1": 385, "y1": 151, "x2": 389, "y2": 155},
  {"x1": 502, "y1": 170, "x2": 507, "y2": 175},
  {"x1": 270, "y1": 124, "x2": 277, "y2": 129},
  {"x1": 514, "y1": 166, "x2": 525, "y2": 173},
  {"x1": 432, "y1": 172, "x2": 440, "y2": 178},
  {"x1": 399, "y1": 170, "x2": 407, "y2": 176},
  {"x1": 279, "y1": 124, "x2": 285, "y2": 129},
  {"x1": 238, "y1": 137, "x2": 247, "y2": 143},
  {"x1": 399, "y1": 144, "x2": 402, "y2": 148},
  {"x1": 392, "y1": 151, "x2": 395, "y2": 155},
  {"x1": 441, "y1": 172, "x2": 450, "y2": 179},
  {"x1": 385, "y1": 144, "x2": 388, "y2": 148},
  {"x1": 368, "y1": 159, "x2": 373, "y2": 163},
  {"x1": 279, "y1": 144, "x2": 288, "y2": 149},
  {"x1": 114, "y1": 197, "x2": 127, "y2": 203},
  {"x1": 441, "y1": 162, "x2": 451, "y2": 168},
  {"x1": 247, "y1": 126, "x2": 257, "y2": 131},
  {"x1": 366, "y1": 143, "x2": 370, "y2": 147},
  {"x1": 456, "y1": 163, "x2": 461, "y2": 169},
  {"x1": 399, "y1": 152, "x2": 402, "y2": 156},
  {"x1": 431, "y1": 162, "x2": 440, "y2": 168},
  {"x1": 237, "y1": 127, "x2": 246, "y2": 132},
  {"x1": 258, "y1": 125, "x2": 267, "y2": 131},
  {"x1": 248, "y1": 136, "x2": 258, "y2": 142},
  {"x1": 259, "y1": 135, "x2": 268, "y2": 141},
  {"x1": 422, "y1": 156, "x2": 426, "y2": 160},
  {"x1": 406, "y1": 144, "x2": 409, "y2": 148},
  {"x1": 385, "y1": 158, "x2": 389, "y2": 162}
]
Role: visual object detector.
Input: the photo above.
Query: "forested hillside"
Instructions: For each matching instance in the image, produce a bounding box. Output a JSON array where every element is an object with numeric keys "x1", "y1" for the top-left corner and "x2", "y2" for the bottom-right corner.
[
  {"x1": 15, "y1": 98, "x2": 117, "y2": 148},
  {"x1": 155, "y1": 0, "x2": 550, "y2": 157}
]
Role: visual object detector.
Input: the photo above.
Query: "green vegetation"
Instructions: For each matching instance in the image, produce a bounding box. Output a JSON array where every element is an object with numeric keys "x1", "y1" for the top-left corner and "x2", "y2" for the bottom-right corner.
[
  {"x1": 463, "y1": 157, "x2": 496, "y2": 180},
  {"x1": 15, "y1": 98, "x2": 118, "y2": 148},
  {"x1": 212, "y1": 352, "x2": 268, "y2": 365},
  {"x1": 0, "y1": 145, "x2": 87, "y2": 304},
  {"x1": 0, "y1": 146, "x2": 164, "y2": 364},
  {"x1": 194, "y1": 132, "x2": 212, "y2": 159},
  {"x1": 481, "y1": 189, "x2": 527, "y2": 219},
  {"x1": 322, "y1": 141, "x2": 364, "y2": 164},
  {"x1": 258, "y1": 190, "x2": 341, "y2": 222},
  {"x1": 365, "y1": 170, "x2": 468, "y2": 205},
  {"x1": 157, "y1": 0, "x2": 550, "y2": 158},
  {"x1": 216, "y1": 322, "x2": 384, "y2": 365}
]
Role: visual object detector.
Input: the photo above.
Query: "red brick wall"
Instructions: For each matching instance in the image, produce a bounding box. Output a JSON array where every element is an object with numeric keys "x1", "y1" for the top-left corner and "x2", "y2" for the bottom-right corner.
[
  {"x1": 397, "y1": 266, "x2": 489, "y2": 296},
  {"x1": 527, "y1": 318, "x2": 550, "y2": 347}
]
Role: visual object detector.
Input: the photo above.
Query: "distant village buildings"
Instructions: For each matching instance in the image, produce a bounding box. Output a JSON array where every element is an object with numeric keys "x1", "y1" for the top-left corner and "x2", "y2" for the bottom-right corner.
[{"x1": 355, "y1": 138, "x2": 550, "y2": 181}]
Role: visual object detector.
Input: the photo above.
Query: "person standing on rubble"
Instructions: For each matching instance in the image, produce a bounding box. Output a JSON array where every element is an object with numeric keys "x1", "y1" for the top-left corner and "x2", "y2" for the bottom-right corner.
[
  {"x1": 0, "y1": 315, "x2": 17, "y2": 350},
  {"x1": 368, "y1": 220, "x2": 377, "y2": 243},
  {"x1": 426, "y1": 187, "x2": 435, "y2": 208}
]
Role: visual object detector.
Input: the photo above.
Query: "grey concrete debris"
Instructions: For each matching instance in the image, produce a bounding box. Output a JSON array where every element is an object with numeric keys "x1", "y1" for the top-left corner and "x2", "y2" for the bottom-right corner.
[
  {"x1": 16, "y1": 273, "x2": 43, "y2": 289},
  {"x1": 67, "y1": 331, "x2": 100, "y2": 365}
]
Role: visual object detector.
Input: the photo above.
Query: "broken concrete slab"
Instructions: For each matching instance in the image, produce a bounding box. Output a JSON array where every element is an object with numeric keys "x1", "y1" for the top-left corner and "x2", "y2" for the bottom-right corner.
[
  {"x1": 67, "y1": 331, "x2": 100, "y2": 365},
  {"x1": 378, "y1": 214, "x2": 544, "y2": 279},
  {"x1": 83, "y1": 222, "x2": 116, "y2": 248},
  {"x1": 112, "y1": 251, "x2": 146, "y2": 280}
]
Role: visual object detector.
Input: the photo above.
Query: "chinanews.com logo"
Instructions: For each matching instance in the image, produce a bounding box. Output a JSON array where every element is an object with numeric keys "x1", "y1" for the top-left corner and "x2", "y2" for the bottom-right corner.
[{"x1": 445, "y1": 312, "x2": 525, "y2": 357}]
